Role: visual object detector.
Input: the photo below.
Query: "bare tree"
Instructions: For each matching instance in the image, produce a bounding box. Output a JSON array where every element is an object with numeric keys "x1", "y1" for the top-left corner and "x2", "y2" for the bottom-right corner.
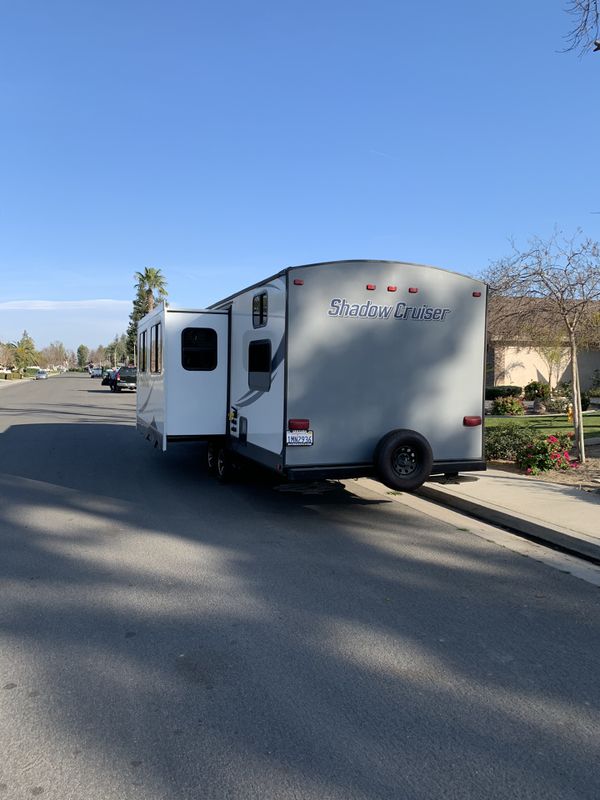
[
  {"x1": 564, "y1": 0, "x2": 600, "y2": 53},
  {"x1": 483, "y1": 231, "x2": 600, "y2": 463}
]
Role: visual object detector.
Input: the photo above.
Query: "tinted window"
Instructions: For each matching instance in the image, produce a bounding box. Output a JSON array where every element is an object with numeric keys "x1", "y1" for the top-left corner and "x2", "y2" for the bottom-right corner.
[
  {"x1": 138, "y1": 330, "x2": 147, "y2": 372},
  {"x1": 248, "y1": 340, "x2": 271, "y2": 391},
  {"x1": 252, "y1": 292, "x2": 268, "y2": 328},
  {"x1": 150, "y1": 323, "x2": 162, "y2": 373},
  {"x1": 181, "y1": 327, "x2": 218, "y2": 371}
]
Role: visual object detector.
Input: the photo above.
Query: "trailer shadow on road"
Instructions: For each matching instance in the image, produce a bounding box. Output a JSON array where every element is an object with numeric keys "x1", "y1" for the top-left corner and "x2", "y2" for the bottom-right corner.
[{"x1": 1, "y1": 421, "x2": 599, "y2": 799}]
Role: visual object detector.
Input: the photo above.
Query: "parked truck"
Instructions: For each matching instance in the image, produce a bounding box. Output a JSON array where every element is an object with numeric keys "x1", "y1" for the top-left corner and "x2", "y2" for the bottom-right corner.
[{"x1": 136, "y1": 259, "x2": 487, "y2": 491}]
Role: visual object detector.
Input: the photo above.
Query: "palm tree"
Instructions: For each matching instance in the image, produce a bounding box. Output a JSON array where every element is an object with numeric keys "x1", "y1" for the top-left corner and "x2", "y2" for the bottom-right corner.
[{"x1": 134, "y1": 267, "x2": 168, "y2": 313}]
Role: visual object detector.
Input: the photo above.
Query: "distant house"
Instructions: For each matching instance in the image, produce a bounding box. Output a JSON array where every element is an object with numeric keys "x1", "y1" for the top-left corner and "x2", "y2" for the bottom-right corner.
[{"x1": 486, "y1": 297, "x2": 600, "y2": 390}]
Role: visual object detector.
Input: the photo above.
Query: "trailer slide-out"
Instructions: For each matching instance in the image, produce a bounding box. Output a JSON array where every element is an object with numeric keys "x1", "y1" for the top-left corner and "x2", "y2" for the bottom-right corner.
[{"x1": 136, "y1": 259, "x2": 487, "y2": 491}]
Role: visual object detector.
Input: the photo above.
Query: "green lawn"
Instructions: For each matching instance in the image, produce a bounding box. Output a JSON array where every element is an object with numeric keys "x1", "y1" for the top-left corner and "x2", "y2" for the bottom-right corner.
[{"x1": 485, "y1": 412, "x2": 600, "y2": 439}]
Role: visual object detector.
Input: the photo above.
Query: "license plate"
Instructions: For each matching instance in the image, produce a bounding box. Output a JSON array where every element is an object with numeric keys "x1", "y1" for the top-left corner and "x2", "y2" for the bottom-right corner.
[{"x1": 286, "y1": 430, "x2": 314, "y2": 446}]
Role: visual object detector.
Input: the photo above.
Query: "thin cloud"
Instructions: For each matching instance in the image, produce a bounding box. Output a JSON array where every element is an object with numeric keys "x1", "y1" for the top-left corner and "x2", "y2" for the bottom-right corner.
[{"x1": 0, "y1": 299, "x2": 130, "y2": 311}]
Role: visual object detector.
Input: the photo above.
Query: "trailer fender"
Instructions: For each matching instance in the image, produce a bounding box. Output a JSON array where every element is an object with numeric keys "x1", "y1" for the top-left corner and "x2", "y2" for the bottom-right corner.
[{"x1": 374, "y1": 429, "x2": 433, "y2": 492}]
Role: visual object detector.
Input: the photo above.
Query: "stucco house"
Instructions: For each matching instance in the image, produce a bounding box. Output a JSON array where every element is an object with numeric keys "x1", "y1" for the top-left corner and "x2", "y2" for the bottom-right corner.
[{"x1": 486, "y1": 297, "x2": 600, "y2": 390}]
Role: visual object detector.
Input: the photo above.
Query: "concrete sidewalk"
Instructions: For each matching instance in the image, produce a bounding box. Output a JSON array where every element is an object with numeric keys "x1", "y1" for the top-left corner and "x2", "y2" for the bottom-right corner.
[{"x1": 417, "y1": 442, "x2": 600, "y2": 562}]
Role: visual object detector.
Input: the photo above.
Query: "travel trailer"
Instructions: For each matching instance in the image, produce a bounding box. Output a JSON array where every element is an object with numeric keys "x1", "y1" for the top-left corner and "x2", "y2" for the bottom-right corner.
[{"x1": 136, "y1": 260, "x2": 487, "y2": 491}]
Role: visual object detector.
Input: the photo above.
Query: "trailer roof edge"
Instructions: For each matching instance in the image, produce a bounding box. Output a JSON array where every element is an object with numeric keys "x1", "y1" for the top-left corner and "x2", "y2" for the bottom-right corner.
[{"x1": 208, "y1": 260, "x2": 486, "y2": 309}]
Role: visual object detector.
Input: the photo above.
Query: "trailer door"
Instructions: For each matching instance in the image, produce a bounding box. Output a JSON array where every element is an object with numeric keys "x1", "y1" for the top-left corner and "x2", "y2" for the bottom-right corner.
[{"x1": 165, "y1": 310, "x2": 229, "y2": 441}]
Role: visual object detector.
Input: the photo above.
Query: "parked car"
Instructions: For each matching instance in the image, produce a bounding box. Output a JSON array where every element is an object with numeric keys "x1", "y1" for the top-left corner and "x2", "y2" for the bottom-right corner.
[
  {"x1": 101, "y1": 369, "x2": 115, "y2": 387},
  {"x1": 112, "y1": 366, "x2": 137, "y2": 392},
  {"x1": 35, "y1": 370, "x2": 48, "y2": 380},
  {"x1": 90, "y1": 366, "x2": 102, "y2": 378}
]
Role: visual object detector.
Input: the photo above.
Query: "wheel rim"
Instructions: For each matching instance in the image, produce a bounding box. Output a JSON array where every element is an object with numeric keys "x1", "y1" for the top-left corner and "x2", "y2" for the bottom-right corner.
[
  {"x1": 207, "y1": 447, "x2": 215, "y2": 469},
  {"x1": 217, "y1": 452, "x2": 226, "y2": 477},
  {"x1": 391, "y1": 445, "x2": 419, "y2": 477}
]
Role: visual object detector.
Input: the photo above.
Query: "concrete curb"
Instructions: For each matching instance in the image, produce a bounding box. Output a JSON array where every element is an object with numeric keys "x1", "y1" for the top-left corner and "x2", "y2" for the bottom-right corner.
[{"x1": 416, "y1": 484, "x2": 600, "y2": 563}]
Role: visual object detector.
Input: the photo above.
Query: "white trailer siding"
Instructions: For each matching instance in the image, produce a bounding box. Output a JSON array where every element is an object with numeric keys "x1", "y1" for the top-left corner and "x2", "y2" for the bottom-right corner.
[
  {"x1": 227, "y1": 278, "x2": 286, "y2": 460},
  {"x1": 137, "y1": 307, "x2": 228, "y2": 450}
]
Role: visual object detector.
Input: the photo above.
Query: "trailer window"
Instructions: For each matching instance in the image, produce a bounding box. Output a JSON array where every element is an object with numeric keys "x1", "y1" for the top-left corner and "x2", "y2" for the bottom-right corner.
[
  {"x1": 138, "y1": 330, "x2": 147, "y2": 372},
  {"x1": 181, "y1": 327, "x2": 218, "y2": 371},
  {"x1": 150, "y1": 323, "x2": 162, "y2": 373},
  {"x1": 248, "y1": 339, "x2": 271, "y2": 391},
  {"x1": 252, "y1": 292, "x2": 268, "y2": 328}
]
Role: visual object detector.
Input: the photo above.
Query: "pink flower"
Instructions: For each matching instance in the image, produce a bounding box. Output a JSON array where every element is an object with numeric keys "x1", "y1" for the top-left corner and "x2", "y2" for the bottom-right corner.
[
  {"x1": 526, "y1": 467, "x2": 532, "y2": 474},
  {"x1": 563, "y1": 451, "x2": 570, "y2": 460},
  {"x1": 548, "y1": 435, "x2": 558, "y2": 444}
]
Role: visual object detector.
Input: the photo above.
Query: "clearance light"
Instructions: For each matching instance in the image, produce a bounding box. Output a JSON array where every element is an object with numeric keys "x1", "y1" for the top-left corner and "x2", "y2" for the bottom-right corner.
[
  {"x1": 293, "y1": 279, "x2": 304, "y2": 285},
  {"x1": 288, "y1": 419, "x2": 310, "y2": 430},
  {"x1": 472, "y1": 291, "x2": 481, "y2": 297},
  {"x1": 366, "y1": 284, "x2": 376, "y2": 291},
  {"x1": 387, "y1": 285, "x2": 397, "y2": 292},
  {"x1": 463, "y1": 416, "x2": 482, "y2": 427},
  {"x1": 408, "y1": 287, "x2": 419, "y2": 294}
]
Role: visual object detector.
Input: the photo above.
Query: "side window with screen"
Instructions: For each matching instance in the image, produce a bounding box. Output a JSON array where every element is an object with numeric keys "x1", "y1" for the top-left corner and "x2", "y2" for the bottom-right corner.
[
  {"x1": 248, "y1": 340, "x2": 271, "y2": 391},
  {"x1": 252, "y1": 292, "x2": 268, "y2": 328},
  {"x1": 138, "y1": 330, "x2": 147, "y2": 372},
  {"x1": 181, "y1": 327, "x2": 217, "y2": 371},
  {"x1": 150, "y1": 322, "x2": 162, "y2": 373}
]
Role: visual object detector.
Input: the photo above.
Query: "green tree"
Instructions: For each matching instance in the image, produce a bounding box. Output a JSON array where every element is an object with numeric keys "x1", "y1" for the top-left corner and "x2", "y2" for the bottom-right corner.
[
  {"x1": 11, "y1": 331, "x2": 38, "y2": 372},
  {"x1": 77, "y1": 344, "x2": 90, "y2": 368},
  {"x1": 105, "y1": 334, "x2": 128, "y2": 367}
]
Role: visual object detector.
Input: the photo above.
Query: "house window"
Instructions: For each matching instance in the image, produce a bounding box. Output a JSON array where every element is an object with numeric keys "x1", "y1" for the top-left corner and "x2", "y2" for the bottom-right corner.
[
  {"x1": 150, "y1": 323, "x2": 162, "y2": 373},
  {"x1": 252, "y1": 292, "x2": 268, "y2": 328},
  {"x1": 181, "y1": 327, "x2": 218, "y2": 371},
  {"x1": 248, "y1": 339, "x2": 271, "y2": 391},
  {"x1": 138, "y1": 330, "x2": 147, "y2": 372}
]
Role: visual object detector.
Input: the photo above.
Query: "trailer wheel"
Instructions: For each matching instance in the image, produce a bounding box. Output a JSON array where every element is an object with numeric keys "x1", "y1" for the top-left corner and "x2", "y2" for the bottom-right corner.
[
  {"x1": 216, "y1": 447, "x2": 233, "y2": 482},
  {"x1": 206, "y1": 442, "x2": 217, "y2": 474},
  {"x1": 374, "y1": 430, "x2": 433, "y2": 492}
]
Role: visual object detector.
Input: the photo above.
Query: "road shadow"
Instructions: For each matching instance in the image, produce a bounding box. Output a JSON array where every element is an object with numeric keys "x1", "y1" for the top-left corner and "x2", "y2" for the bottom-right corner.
[{"x1": 0, "y1": 421, "x2": 599, "y2": 799}]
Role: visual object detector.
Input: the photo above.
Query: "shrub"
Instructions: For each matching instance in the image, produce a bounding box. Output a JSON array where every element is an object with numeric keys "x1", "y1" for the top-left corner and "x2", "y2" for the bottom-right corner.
[
  {"x1": 515, "y1": 432, "x2": 576, "y2": 475},
  {"x1": 544, "y1": 397, "x2": 569, "y2": 413},
  {"x1": 492, "y1": 396, "x2": 525, "y2": 415},
  {"x1": 485, "y1": 385, "x2": 522, "y2": 401},
  {"x1": 581, "y1": 393, "x2": 590, "y2": 411},
  {"x1": 523, "y1": 381, "x2": 550, "y2": 401},
  {"x1": 485, "y1": 423, "x2": 537, "y2": 460}
]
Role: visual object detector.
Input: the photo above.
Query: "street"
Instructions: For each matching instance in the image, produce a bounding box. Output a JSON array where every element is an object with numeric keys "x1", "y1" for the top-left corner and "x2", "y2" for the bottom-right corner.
[{"x1": 1, "y1": 374, "x2": 599, "y2": 800}]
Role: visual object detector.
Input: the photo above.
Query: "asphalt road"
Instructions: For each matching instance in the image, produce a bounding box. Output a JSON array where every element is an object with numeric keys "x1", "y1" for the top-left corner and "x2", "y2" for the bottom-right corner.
[{"x1": 1, "y1": 374, "x2": 599, "y2": 800}]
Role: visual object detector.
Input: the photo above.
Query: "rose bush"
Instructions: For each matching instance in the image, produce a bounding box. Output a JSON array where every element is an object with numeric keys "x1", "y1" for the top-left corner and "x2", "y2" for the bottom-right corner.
[{"x1": 515, "y1": 432, "x2": 578, "y2": 475}]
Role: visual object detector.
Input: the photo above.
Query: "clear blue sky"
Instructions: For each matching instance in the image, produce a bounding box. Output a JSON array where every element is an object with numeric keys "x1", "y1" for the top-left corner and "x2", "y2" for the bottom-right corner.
[{"x1": 1, "y1": 0, "x2": 598, "y2": 351}]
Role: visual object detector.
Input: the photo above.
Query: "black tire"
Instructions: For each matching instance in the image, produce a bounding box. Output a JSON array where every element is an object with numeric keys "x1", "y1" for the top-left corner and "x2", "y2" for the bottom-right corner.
[
  {"x1": 216, "y1": 447, "x2": 232, "y2": 482},
  {"x1": 206, "y1": 442, "x2": 217, "y2": 474},
  {"x1": 374, "y1": 429, "x2": 433, "y2": 492}
]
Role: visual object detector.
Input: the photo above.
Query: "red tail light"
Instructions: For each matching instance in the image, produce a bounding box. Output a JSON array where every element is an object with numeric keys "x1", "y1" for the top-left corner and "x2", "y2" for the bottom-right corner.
[
  {"x1": 463, "y1": 416, "x2": 482, "y2": 426},
  {"x1": 288, "y1": 419, "x2": 310, "y2": 430},
  {"x1": 366, "y1": 284, "x2": 376, "y2": 291}
]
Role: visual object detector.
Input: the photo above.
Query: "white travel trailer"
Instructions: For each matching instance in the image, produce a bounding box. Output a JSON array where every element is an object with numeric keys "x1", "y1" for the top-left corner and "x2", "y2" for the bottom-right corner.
[{"x1": 137, "y1": 260, "x2": 487, "y2": 491}]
